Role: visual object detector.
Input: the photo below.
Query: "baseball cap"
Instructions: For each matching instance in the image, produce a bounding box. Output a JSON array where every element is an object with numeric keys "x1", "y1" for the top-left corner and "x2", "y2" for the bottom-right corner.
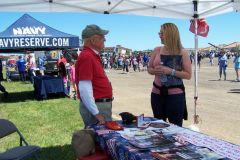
[{"x1": 82, "y1": 24, "x2": 109, "y2": 39}]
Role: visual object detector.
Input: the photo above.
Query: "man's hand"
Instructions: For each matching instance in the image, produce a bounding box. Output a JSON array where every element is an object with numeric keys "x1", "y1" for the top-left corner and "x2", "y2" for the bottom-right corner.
[{"x1": 95, "y1": 114, "x2": 105, "y2": 125}]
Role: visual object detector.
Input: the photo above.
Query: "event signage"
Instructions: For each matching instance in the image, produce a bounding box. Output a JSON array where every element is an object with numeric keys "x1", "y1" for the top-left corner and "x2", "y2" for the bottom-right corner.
[
  {"x1": 0, "y1": 26, "x2": 72, "y2": 48},
  {"x1": 13, "y1": 26, "x2": 46, "y2": 36},
  {"x1": 0, "y1": 37, "x2": 70, "y2": 48},
  {"x1": 0, "y1": 14, "x2": 79, "y2": 50}
]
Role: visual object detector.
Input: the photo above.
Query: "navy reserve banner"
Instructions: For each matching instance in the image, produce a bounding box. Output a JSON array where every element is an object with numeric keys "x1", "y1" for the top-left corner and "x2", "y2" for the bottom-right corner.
[
  {"x1": 0, "y1": 37, "x2": 79, "y2": 49},
  {"x1": 0, "y1": 14, "x2": 79, "y2": 50}
]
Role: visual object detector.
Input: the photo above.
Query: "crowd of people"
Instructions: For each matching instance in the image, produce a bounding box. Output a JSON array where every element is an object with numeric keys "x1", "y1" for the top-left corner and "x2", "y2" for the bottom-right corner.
[
  {"x1": 1, "y1": 23, "x2": 240, "y2": 130},
  {"x1": 4, "y1": 54, "x2": 36, "y2": 83},
  {"x1": 100, "y1": 53, "x2": 150, "y2": 74},
  {"x1": 189, "y1": 50, "x2": 240, "y2": 81},
  {"x1": 1, "y1": 52, "x2": 78, "y2": 100}
]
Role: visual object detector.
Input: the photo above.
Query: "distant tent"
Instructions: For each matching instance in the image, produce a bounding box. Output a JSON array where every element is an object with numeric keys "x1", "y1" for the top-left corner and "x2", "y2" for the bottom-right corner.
[{"x1": 0, "y1": 14, "x2": 79, "y2": 53}]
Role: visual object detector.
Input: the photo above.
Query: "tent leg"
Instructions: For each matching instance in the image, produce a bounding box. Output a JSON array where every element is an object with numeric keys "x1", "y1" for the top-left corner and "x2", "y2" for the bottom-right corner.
[{"x1": 193, "y1": 1, "x2": 200, "y2": 125}]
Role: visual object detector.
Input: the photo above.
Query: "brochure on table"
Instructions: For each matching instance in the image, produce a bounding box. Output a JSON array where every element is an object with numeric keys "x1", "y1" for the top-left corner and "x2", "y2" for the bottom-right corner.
[{"x1": 116, "y1": 115, "x2": 240, "y2": 160}]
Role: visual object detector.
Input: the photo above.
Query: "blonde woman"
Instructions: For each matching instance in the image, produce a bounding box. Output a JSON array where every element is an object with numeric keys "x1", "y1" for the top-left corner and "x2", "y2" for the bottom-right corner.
[{"x1": 148, "y1": 23, "x2": 192, "y2": 126}]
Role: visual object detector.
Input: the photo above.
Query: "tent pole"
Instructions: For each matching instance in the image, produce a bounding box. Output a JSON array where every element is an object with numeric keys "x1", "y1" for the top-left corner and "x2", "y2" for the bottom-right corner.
[
  {"x1": 194, "y1": 18, "x2": 199, "y2": 125},
  {"x1": 193, "y1": 0, "x2": 199, "y2": 125}
]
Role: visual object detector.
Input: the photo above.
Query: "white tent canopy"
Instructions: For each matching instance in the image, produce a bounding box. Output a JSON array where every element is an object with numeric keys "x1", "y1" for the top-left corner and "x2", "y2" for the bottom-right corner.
[
  {"x1": 0, "y1": 0, "x2": 239, "y2": 19},
  {"x1": 1, "y1": 0, "x2": 240, "y2": 125}
]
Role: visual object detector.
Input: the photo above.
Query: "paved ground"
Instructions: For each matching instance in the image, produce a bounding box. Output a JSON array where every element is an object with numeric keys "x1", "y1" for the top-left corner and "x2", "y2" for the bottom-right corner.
[{"x1": 107, "y1": 58, "x2": 240, "y2": 145}]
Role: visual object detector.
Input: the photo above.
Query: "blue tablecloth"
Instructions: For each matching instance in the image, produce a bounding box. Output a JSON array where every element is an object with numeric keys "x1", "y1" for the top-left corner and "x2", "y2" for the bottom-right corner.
[
  {"x1": 92, "y1": 118, "x2": 232, "y2": 160},
  {"x1": 34, "y1": 76, "x2": 65, "y2": 99},
  {"x1": 92, "y1": 117, "x2": 157, "y2": 160}
]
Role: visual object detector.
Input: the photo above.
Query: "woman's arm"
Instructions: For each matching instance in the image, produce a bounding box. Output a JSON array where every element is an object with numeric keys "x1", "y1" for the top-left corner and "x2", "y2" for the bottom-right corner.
[
  {"x1": 153, "y1": 49, "x2": 192, "y2": 80},
  {"x1": 147, "y1": 47, "x2": 161, "y2": 75},
  {"x1": 147, "y1": 50, "x2": 157, "y2": 75},
  {"x1": 176, "y1": 50, "x2": 192, "y2": 80}
]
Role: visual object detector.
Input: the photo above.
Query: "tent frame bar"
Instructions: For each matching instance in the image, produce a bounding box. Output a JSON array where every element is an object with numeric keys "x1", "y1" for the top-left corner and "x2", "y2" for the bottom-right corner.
[{"x1": 193, "y1": 0, "x2": 199, "y2": 125}]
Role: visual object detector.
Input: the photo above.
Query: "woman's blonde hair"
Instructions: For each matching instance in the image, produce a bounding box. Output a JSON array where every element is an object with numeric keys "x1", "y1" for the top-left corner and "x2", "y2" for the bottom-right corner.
[{"x1": 161, "y1": 23, "x2": 183, "y2": 54}]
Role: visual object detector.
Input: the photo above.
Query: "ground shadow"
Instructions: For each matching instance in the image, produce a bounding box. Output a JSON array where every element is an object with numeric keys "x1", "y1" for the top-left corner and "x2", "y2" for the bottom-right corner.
[
  {"x1": 208, "y1": 80, "x2": 220, "y2": 81},
  {"x1": 230, "y1": 80, "x2": 240, "y2": 83},
  {"x1": 228, "y1": 89, "x2": 240, "y2": 94},
  {"x1": 208, "y1": 79, "x2": 238, "y2": 82},
  {"x1": 0, "y1": 91, "x2": 65, "y2": 103},
  {"x1": 35, "y1": 93, "x2": 66, "y2": 101},
  {"x1": 224, "y1": 80, "x2": 234, "y2": 82},
  {"x1": 29, "y1": 144, "x2": 75, "y2": 160},
  {"x1": 0, "y1": 91, "x2": 35, "y2": 103}
]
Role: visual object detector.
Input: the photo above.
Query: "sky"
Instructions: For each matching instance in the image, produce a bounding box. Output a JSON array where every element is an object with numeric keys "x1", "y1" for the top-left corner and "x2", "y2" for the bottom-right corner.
[{"x1": 0, "y1": 12, "x2": 239, "y2": 51}]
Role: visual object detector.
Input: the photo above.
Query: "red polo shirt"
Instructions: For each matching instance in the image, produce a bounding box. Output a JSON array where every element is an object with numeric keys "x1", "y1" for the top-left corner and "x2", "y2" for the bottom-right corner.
[{"x1": 75, "y1": 46, "x2": 112, "y2": 99}]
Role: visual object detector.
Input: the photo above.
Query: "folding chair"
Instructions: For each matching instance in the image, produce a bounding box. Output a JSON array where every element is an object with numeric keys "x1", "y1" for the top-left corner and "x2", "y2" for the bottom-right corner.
[{"x1": 0, "y1": 119, "x2": 40, "y2": 160}]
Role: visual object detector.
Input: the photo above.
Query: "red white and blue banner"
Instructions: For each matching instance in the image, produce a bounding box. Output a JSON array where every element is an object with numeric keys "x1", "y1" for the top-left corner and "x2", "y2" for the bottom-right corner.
[{"x1": 189, "y1": 18, "x2": 210, "y2": 37}]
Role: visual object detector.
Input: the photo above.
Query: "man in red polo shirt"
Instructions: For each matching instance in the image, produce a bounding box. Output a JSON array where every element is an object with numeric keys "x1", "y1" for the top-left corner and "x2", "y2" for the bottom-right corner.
[{"x1": 75, "y1": 24, "x2": 113, "y2": 127}]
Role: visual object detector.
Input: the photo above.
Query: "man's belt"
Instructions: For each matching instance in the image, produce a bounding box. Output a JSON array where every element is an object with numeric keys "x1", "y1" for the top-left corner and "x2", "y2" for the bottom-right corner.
[{"x1": 95, "y1": 98, "x2": 114, "y2": 103}]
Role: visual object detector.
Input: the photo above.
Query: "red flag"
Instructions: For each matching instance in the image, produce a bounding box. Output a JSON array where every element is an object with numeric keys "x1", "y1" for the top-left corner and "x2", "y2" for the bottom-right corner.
[{"x1": 189, "y1": 18, "x2": 209, "y2": 37}]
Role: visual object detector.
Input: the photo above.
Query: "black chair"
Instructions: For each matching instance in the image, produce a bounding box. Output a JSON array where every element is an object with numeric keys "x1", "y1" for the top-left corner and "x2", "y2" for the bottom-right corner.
[{"x1": 0, "y1": 119, "x2": 40, "y2": 160}]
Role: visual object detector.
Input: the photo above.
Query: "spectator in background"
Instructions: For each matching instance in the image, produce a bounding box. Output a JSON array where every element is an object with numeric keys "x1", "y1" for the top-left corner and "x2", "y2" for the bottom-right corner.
[
  {"x1": 38, "y1": 56, "x2": 46, "y2": 75},
  {"x1": 57, "y1": 54, "x2": 67, "y2": 66},
  {"x1": 209, "y1": 51, "x2": 215, "y2": 66},
  {"x1": 0, "y1": 59, "x2": 8, "y2": 98},
  {"x1": 132, "y1": 56, "x2": 138, "y2": 71},
  {"x1": 137, "y1": 53, "x2": 142, "y2": 72},
  {"x1": 110, "y1": 56, "x2": 114, "y2": 69},
  {"x1": 59, "y1": 62, "x2": 68, "y2": 95},
  {"x1": 6, "y1": 65, "x2": 11, "y2": 82},
  {"x1": 122, "y1": 57, "x2": 129, "y2": 73},
  {"x1": 197, "y1": 53, "x2": 202, "y2": 69},
  {"x1": 103, "y1": 57, "x2": 108, "y2": 69},
  {"x1": 142, "y1": 53, "x2": 149, "y2": 71},
  {"x1": 26, "y1": 54, "x2": 36, "y2": 83},
  {"x1": 233, "y1": 52, "x2": 240, "y2": 81},
  {"x1": 69, "y1": 60, "x2": 77, "y2": 99},
  {"x1": 218, "y1": 50, "x2": 228, "y2": 81},
  {"x1": 17, "y1": 56, "x2": 26, "y2": 81},
  {"x1": 190, "y1": 52, "x2": 194, "y2": 64},
  {"x1": 117, "y1": 56, "x2": 123, "y2": 69}
]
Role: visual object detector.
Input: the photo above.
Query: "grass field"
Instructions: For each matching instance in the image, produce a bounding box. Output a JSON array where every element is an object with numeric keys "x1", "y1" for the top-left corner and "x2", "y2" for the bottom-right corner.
[
  {"x1": 0, "y1": 80, "x2": 83, "y2": 159},
  {"x1": 1, "y1": 57, "x2": 240, "y2": 159}
]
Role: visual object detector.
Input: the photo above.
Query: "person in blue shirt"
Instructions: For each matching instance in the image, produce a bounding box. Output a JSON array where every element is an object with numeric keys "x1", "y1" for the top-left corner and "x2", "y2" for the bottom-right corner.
[
  {"x1": 233, "y1": 52, "x2": 240, "y2": 81},
  {"x1": 38, "y1": 56, "x2": 46, "y2": 75},
  {"x1": 143, "y1": 53, "x2": 149, "y2": 71},
  {"x1": 17, "y1": 56, "x2": 26, "y2": 81},
  {"x1": 218, "y1": 50, "x2": 228, "y2": 81}
]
